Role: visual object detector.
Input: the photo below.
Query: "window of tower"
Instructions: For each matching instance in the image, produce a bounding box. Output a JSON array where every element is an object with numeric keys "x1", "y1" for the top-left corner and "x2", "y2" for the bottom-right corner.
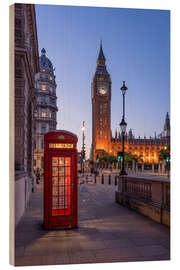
[
  {"x1": 34, "y1": 110, "x2": 38, "y2": 117},
  {"x1": 41, "y1": 110, "x2": 46, "y2": 118},
  {"x1": 40, "y1": 74, "x2": 46, "y2": 79},
  {"x1": 41, "y1": 96, "x2": 46, "y2": 103},
  {"x1": 41, "y1": 84, "x2": 46, "y2": 91},
  {"x1": 49, "y1": 76, "x2": 53, "y2": 80},
  {"x1": 41, "y1": 124, "x2": 46, "y2": 134},
  {"x1": 41, "y1": 139, "x2": 44, "y2": 149},
  {"x1": 52, "y1": 112, "x2": 56, "y2": 119}
]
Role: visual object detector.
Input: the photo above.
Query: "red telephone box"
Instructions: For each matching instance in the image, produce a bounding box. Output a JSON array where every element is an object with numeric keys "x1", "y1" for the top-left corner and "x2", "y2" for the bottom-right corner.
[{"x1": 44, "y1": 130, "x2": 78, "y2": 229}]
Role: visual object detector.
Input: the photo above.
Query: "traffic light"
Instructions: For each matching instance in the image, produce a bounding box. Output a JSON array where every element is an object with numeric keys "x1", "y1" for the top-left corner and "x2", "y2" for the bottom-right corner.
[
  {"x1": 164, "y1": 156, "x2": 170, "y2": 165},
  {"x1": 117, "y1": 152, "x2": 123, "y2": 161}
]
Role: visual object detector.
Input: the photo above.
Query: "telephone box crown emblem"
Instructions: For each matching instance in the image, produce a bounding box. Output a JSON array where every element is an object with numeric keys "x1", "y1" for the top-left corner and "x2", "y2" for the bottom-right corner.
[{"x1": 58, "y1": 135, "x2": 65, "y2": 140}]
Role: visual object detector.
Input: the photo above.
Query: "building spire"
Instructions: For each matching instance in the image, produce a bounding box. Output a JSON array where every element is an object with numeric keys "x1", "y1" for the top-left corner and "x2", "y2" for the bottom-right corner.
[
  {"x1": 41, "y1": 48, "x2": 46, "y2": 55},
  {"x1": 164, "y1": 112, "x2": 170, "y2": 131},
  {"x1": 164, "y1": 112, "x2": 170, "y2": 138},
  {"x1": 97, "y1": 40, "x2": 106, "y2": 65},
  {"x1": 115, "y1": 129, "x2": 117, "y2": 140}
]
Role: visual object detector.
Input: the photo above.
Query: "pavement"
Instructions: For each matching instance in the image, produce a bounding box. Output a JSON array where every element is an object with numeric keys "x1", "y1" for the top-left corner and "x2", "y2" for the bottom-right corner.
[{"x1": 15, "y1": 177, "x2": 170, "y2": 266}]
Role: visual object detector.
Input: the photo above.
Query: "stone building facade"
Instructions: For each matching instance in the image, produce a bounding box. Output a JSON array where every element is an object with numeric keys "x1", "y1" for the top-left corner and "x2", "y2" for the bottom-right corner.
[
  {"x1": 13, "y1": 3, "x2": 39, "y2": 226},
  {"x1": 34, "y1": 48, "x2": 58, "y2": 169},
  {"x1": 91, "y1": 42, "x2": 170, "y2": 163}
]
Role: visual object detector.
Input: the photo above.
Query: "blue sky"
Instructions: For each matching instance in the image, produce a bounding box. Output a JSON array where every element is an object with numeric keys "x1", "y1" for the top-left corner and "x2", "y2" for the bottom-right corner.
[{"x1": 35, "y1": 5, "x2": 170, "y2": 157}]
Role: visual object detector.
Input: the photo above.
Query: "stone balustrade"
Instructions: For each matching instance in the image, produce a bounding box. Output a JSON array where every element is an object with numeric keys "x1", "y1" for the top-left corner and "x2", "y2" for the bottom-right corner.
[{"x1": 115, "y1": 175, "x2": 170, "y2": 226}]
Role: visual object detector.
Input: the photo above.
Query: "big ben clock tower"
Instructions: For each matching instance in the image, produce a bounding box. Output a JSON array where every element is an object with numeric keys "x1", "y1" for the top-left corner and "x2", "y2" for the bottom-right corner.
[{"x1": 91, "y1": 41, "x2": 111, "y2": 161}]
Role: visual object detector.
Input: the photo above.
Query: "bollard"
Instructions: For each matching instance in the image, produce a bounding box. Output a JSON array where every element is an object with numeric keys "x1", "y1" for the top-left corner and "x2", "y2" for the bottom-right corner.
[
  {"x1": 101, "y1": 174, "x2": 104, "y2": 184},
  {"x1": 115, "y1": 175, "x2": 117, "y2": 186},
  {"x1": 94, "y1": 174, "x2": 96, "y2": 184},
  {"x1": 108, "y1": 175, "x2": 111, "y2": 185}
]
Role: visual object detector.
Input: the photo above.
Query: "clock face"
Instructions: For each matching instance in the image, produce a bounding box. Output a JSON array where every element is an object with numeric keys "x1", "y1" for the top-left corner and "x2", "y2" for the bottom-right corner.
[{"x1": 98, "y1": 86, "x2": 107, "y2": 95}]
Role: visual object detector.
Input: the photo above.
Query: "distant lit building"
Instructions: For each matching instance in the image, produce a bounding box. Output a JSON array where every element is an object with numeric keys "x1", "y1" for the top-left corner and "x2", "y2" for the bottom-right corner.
[{"x1": 34, "y1": 48, "x2": 58, "y2": 169}]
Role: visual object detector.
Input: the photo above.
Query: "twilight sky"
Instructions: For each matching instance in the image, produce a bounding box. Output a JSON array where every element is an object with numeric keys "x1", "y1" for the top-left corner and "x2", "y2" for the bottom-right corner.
[{"x1": 35, "y1": 4, "x2": 170, "y2": 158}]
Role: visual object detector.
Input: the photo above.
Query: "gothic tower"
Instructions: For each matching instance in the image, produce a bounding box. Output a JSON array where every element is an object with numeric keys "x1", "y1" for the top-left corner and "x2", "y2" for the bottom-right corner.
[
  {"x1": 91, "y1": 41, "x2": 111, "y2": 161},
  {"x1": 163, "y1": 112, "x2": 170, "y2": 138}
]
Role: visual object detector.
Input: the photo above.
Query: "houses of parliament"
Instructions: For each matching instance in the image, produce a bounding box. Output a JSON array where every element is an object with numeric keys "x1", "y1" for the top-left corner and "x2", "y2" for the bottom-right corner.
[{"x1": 91, "y1": 41, "x2": 170, "y2": 163}]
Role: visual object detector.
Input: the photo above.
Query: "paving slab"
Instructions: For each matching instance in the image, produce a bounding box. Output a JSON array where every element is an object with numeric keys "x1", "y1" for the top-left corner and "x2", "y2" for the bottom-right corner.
[{"x1": 15, "y1": 180, "x2": 170, "y2": 266}]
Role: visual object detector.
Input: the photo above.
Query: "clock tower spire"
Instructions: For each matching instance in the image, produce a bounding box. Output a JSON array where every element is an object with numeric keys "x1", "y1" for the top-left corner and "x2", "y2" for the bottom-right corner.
[
  {"x1": 97, "y1": 40, "x2": 106, "y2": 66},
  {"x1": 91, "y1": 41, "x2": 111, "y2": 161}
]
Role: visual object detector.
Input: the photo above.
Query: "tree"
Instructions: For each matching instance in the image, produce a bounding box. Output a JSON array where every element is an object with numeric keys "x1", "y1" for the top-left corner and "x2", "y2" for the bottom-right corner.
[
  {"x1": 158, "y1": 145, "x2": 170, "y2": 162},
  {"x1": 158, "y1": 145, "x2": 170, "y2": 175},
  {"x1": 124, "y1": 152, "x2": 139, "y2": 165}
]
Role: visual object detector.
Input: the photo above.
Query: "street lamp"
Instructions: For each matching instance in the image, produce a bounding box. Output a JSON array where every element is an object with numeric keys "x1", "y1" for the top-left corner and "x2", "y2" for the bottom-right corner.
[
  {"x1": 120, "y1": 81, "x2": 128, "y2": 175},
  {"x1": 81, "y1": 121, "x2": 86, "y2": 174}
]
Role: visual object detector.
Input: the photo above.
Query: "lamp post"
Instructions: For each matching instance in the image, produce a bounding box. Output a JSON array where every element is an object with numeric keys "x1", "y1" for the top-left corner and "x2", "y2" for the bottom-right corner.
[
  {"x1": 81, "y1": 121, "x2": 85, "y2": 174},
  {"x1": 120, "y1": 81, "x2": 128, "y2": 175}
]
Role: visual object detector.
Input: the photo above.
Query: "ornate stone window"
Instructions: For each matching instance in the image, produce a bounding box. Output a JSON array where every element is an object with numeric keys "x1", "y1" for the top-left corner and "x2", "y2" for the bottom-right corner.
[
  {"x1": 41, "y1": 110, "x2": 46, "y2": 117},
  {"x1": 34, "y1": 110, "x2": 38, "y2": 117},
  {"x1": 41, "y1": 84, "x2": 46, "y2": 91},
  {"x1": 41, "y1": 124, "x2": 46, "y2": 134},
  {"x1": 41, "y1": 96, "x2": 46, "y2": 103}
]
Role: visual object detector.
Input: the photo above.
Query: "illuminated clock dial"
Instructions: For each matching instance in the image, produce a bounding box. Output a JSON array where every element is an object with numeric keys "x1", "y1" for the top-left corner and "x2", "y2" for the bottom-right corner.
[{"x1": 98, "y1": 86, "x2": 107, "y2": 95}]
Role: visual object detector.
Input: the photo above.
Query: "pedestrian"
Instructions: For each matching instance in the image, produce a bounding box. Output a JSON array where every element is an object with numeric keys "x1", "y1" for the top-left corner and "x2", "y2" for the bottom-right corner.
[{"x1": 36, "y1": 168, "x2": 40, "y2": 184}]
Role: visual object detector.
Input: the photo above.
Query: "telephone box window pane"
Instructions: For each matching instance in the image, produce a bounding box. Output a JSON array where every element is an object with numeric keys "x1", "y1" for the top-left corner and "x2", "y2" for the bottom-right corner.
[
  {"x1": 52, "y1": 167, "x2": 58, "y2": 176},
  {"x1": 58, "y1": 167, "x2": 65, "y2": 176},
  {"x1": 59, "y1": 157, "x2": 64, "y2": 166},
  {"x1": 52, "y1": 158, "x2": 58, "y2": 166},
  {"x1": 58, "y1": 176, "x2": 64, "y2": 185},
  {"x1": 52, "y1": 187, "x2": 57, "y2": 196},
  {"x1": 52, "y1": 177, "x2": 58, "y2": 185},
  {"x1": 66, "y1": 167, "x2": 71, "y2": 176},
  {"x1": 65, "y1": 157, "x2": 71, "y2": 166}
]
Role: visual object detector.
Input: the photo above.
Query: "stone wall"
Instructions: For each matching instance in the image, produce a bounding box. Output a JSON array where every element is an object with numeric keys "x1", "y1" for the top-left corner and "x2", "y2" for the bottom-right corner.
[
  {"x1": 15, "y1": 173, "x2": 33, "y2": 227},
  {"x1": 115, "y1": 175, "x2": 170, "y2": 226}
]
